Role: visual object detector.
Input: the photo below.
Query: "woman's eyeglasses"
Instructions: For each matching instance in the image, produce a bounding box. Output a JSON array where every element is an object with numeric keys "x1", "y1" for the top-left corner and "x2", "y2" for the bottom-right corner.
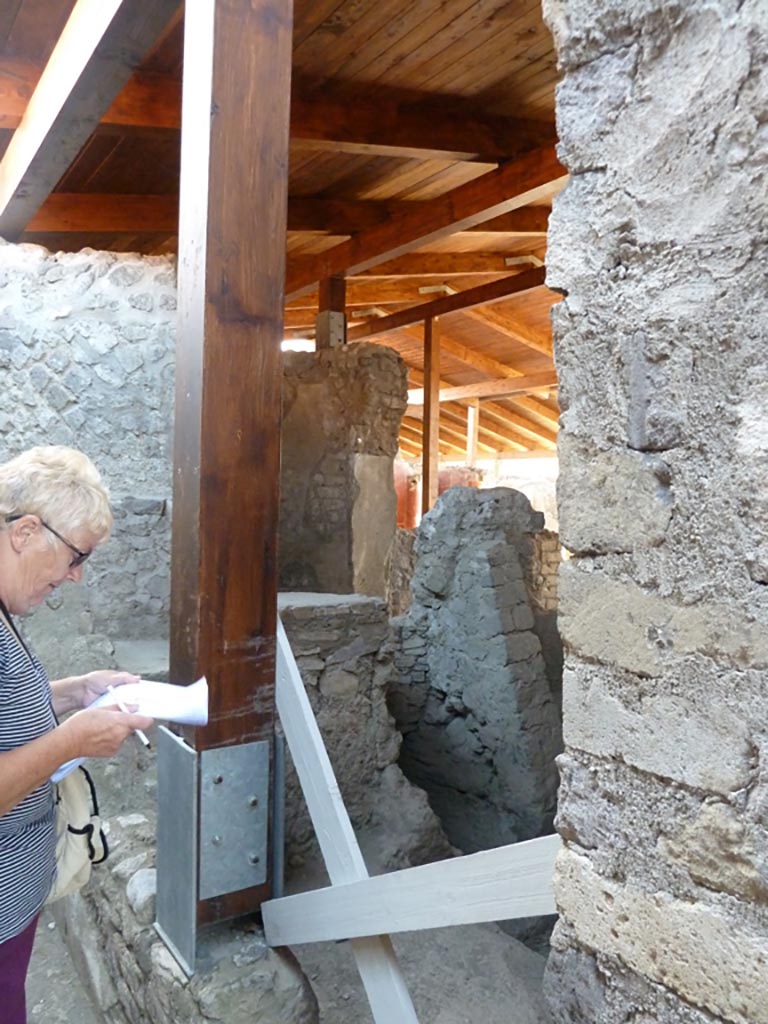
[{"x1": 5, "y1": 514, "x2": 91, "y2": 568}]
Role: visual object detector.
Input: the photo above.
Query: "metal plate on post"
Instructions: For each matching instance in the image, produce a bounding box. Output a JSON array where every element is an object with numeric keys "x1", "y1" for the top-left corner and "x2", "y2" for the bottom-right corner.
[
  {"x1": 199, "y1": 740, "x2": 270, "y2": 900},
  {"x1": 155, "y1": 726, "x2": 198, "y2": 976}
]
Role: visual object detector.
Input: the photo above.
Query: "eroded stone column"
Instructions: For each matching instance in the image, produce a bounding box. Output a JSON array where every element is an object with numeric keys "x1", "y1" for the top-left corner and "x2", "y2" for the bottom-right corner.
[
  {"x1": 544, "y1": 1, "x2": 768, "y2": 1020},
  {"x1": 280, "y1": 344, "x2": 407, "y2": 596},
  {"x1": 389, "y1": 487, "x2": 562, "y2": 854}
]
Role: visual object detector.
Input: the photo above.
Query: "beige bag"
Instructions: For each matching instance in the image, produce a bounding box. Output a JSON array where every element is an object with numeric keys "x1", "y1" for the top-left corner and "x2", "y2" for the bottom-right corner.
[{"x1": 46, "y1": 765, "x2": 108, "y2": 904}]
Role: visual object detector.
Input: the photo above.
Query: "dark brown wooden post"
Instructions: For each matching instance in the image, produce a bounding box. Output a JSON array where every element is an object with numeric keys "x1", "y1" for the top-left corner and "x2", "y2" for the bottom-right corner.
[
  {"x1": 316, "y1": 274, "x2": 346, "y2": 348},
  {"x1": 422, "y1": 317, "x2": 440, "y2": 514},
  {"x1": 170, "y1": 0, "x2": 293, "y2": 926}
]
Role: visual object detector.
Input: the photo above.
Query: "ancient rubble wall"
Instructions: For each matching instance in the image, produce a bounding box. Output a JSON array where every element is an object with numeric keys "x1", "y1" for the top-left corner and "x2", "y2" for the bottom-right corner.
[
  {"x1": 0, "y1": 242, "x2": 175, "y2": 662},
  {"x1": 543, "y1": 1, "x2": 768, "y2": 1021},
  {"x1": 280, "y1": 593, "x2": 452, "y2": 872},
  {"x1": 389, "y1": 487, "x2": 563, "y2": 854},
  {"x1": 0, "y1": 243, "x2": 406, "y2": 672},
  {"x1": 280, "y1": 346, "x2": 407, "y2": 597}
]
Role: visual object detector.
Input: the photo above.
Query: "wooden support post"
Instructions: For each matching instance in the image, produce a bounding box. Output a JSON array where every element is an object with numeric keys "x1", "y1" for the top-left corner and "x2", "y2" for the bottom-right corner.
[
  {"x1": 316, "y1": 274, "x2": 346, "y2": 349},
  {"x1": 170, "y1": 0, "x2": 293, "y2": 923},
  {"x1": 466, "y1": 399, "x2": 479, "y2": 467},
  {"x1": 422, "y1": 317, "x2": 440, "y2": 515}
]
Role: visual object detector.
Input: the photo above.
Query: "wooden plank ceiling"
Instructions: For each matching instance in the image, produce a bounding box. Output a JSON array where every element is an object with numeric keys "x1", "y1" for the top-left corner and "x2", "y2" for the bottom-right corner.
[{"x1": 0, "y1": 0, "x2": 565, "y2": 459}]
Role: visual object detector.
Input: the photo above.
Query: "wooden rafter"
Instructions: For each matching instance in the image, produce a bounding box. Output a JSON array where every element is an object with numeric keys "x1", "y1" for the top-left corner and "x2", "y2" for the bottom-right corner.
[
  {"x1": 347, "y1": 268, "x2": 546, "y2": 341},
  {"x1": 407, "y1": 370, "x2": 558, "y2": 406},
  {"x1": 0, "y1": 60, "x2": 552, "y2": 165},
  {"x1": 463, "y1": 304, "x2": 552, "y2": 357},
  {"x1": 289, "y1": 78, "x2": 554, "y2": 162},
  {"x1": 285, "y1": 148, "x2": 566, "y2": 298},
  {"x1": 0, "y1": 1, "x2": 179, "y2": 238},
  {"x1": 406, "y1": 367, "x2": 543, "y2": 453},
  {"x1": 22, "y1": 191, "x2": 550, "y2": 242}
]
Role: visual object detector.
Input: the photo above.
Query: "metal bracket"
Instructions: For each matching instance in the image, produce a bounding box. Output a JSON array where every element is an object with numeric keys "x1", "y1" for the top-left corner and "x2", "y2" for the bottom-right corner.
[
  {"x1": 155, "y1": 726, "x2": 198, "y2": 976},
  {"x1": 155, "y1": 730, "x2": 271, "y2": 975},
  {"x1": 199, "y1": 740, "x2": 270, "y2": 900}
]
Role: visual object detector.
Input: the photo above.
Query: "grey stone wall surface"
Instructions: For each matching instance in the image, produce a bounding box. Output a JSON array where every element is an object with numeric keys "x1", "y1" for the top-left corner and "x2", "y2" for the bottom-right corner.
[
  {"x1": 388, "y1": 486, "x2": 562, "y2": 855},
  {"x1": 0, "y1": 242, "x2": 175, "y2": 659},
  {"x1": 279, "y1": 593, "x2": 452, "y2": 873},
  {"x1": 543, "y1": 0, "x2": 768, "y2": 1020},
  {"x1": 280, "y1": 345, "x2": 407, "y2": 596}
]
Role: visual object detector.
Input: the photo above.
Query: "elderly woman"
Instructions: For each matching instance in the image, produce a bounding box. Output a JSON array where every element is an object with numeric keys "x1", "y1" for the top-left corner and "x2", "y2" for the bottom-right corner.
[{"x1": 0, "y1": 445, "x2": 153, "y2": 1022}]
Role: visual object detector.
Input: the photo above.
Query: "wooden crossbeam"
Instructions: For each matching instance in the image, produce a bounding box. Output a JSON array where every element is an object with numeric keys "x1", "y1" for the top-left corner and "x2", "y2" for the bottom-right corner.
[
  {"x1": 286, "y1": 201, "x2": 549, "y2": 236},
  {"x1": 287, "y1": 277, "x2": 503, "y2": 310},
  {"x1": 0, "y1": 60, "x2": 551, "y2": 165},
  {"x1": 263, "y1": 834, "x2": 560, "y2": 945},
  {"x1": 285, "y1": 149, "x2": 566, "y2": 299},
  {"x1": 407, "y1": 370, "x2": 558, "y2": 407},
  {"x1": 347, "y1": 268, "x2": 546, "y2": 341},
  {"x1": 25, "y1": 192, "x2": 178, "y2": 232},
  {"x1": 0, "y1": 1, "x2": 179, "y2": 238},
  {"x1": 464, "y1": 305, "x2": 553, "y2": 357},
  {"x1": 275, "y1": 620, "x2": 419, "y2": 1023},
  {"x1": 348, "y1": 252, "x2": 530, "y2": 278},
  {"x1": 405, "y1": 368, "x2": 533, "y2": 453},
  {"x1": 289, "y1": 79, "x2": 553, "y2": 163},
  {"x1": 22, "y1": 191, "x2": 550, "y2": 242}
]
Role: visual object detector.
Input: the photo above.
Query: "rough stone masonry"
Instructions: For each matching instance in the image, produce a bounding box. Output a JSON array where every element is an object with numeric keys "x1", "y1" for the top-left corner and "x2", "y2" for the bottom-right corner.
[
  {"x1": 542, "y1": 1, "x2": 768, "y2": 1021},
  {"x1": 389, "y1": 486, "x2": 562, "y2": 855}
]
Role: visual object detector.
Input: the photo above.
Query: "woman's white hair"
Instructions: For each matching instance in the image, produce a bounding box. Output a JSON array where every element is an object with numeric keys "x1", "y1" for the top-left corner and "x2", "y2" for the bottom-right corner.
[{"x1": 0, "y1": 446, "x2": 112, "y2": 540}]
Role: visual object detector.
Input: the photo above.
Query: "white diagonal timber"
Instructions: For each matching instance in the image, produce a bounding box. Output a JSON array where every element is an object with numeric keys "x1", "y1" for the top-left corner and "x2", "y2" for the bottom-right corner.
[
  {"x1": 0, "y1": 0, "x2": 179, "y2": 238},
  {"x1": 275, "y1": 619, "x2": 420, "y2": 1024},
  {"x1": 262, "y1": 833, "x2": 560, "y2": 945}
]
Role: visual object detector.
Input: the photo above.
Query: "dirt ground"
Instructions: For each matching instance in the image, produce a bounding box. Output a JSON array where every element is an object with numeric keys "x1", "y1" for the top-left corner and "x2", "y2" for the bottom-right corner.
[{"x1": 27, "y1": 904, "x2": 551, "y2": 1024}]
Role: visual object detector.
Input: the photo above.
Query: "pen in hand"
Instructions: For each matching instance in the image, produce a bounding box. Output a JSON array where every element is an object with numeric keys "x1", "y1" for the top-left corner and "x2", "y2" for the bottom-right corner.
[{"x1": 106, "y1": 684, "x2": 151, "y2": 748}]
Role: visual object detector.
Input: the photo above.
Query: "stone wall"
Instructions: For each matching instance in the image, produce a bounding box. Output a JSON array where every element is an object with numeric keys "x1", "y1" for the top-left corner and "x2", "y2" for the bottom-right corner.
[
  {"x1": 0, "y1": 243, "x2": 406, "y2": 669},
  {"x1": 543, "y1": 1, "x2": 768, "y2": 1021},
  {"x1": 279, "y1": 593, "x2": 451, "y2": 874},
  {"x1": 0, "y1": 242, "x2": 175, "y2": 660},
  {"x1": 520, "y1": 529, "x2": 563, "y2": 702},
  {"x1": 389, "y1": 487, "x2": 562, "y2": 855},
  {"x1": 280, "y1": 345, "x2": 407, "y2": 597}
]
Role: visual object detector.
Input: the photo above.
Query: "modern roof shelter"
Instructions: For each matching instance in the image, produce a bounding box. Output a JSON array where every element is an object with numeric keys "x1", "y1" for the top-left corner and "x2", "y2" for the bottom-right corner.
[{"x1": 0, "y1": 0, "x2": 565, "y2": 472}]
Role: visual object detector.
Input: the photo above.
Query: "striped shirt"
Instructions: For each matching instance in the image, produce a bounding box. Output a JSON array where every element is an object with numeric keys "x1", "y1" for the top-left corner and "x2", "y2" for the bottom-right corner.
[{"x1": 0, "y1": 617, "x2": 56, "y2": 943}]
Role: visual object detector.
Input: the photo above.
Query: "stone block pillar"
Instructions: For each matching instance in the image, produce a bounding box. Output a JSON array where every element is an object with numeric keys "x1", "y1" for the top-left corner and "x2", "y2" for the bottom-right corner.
[
  {"x1": 543, "y1": 1, "x2": 768, "y2": 1020},
  {"x1": 279, "y1": 344, "x2": 407, "y2": 597}
]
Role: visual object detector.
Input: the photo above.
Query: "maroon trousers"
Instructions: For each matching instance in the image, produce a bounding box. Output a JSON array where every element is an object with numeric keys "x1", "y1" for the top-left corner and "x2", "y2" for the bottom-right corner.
[{"x1": 0, "y1": 914, "x2": 39, "y2": 1024}]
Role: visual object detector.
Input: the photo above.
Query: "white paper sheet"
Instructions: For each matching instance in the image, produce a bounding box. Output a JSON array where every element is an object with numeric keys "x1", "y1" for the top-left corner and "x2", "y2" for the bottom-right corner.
[{"x1": 51, "y1": 676, "x2": 208, "y2": 782}]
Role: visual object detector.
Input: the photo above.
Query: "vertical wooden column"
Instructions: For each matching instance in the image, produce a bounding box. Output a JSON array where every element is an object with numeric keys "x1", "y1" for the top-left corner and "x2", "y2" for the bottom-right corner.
[
  {"x1": 466, "y1": 399, "x2": 479, "y2": 466},
  {"x1": 422, "y1": 317, "x2": 440, "y2": 514},
  {"x1": 316, "y1": 274, "x2": 347, "y2": 348},
  {"x1": 171, "y1": 0, "x2": 293, "y2": 922}
]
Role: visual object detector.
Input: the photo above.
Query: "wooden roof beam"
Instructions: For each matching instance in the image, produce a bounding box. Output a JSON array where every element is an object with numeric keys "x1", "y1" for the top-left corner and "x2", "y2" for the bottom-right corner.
[
  {"x1": 290, "y1": 79, "x2": 554, "y2": 163},
  {"x1": 406, "y1": 367, "x2": 541, "y2": 453},
  {"x1": 0, "y1": 1, "x2": 179, "y2": 239},
  {"x1": 0, "y1": 60, "x2": 552, "y2": 165},
  {"x1": 286, "y1": 201, "x2": 550, "y2": 236},
  {"x1": 285, "y1": 147, "x2": 566, "y2": 299},
  {"x1": 347, "y1": 268, "x2": 547, "y2": 341},
  {"x1": 407, "y1": 370, "x2": 558, "y2": 408},
  {"x1": 463, "y1": 304, "x2": 553, "y2": 357},
  {"x1": 22, "y1": 191, "x2": 550, "y2": 240}
]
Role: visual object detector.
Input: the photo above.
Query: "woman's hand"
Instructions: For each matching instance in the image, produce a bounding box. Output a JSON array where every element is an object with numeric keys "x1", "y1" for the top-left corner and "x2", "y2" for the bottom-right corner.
[
  {"x1": 59, "y1": 706, "x2": 154, "y2": 760},
  {"x1": 50, "y1": 669, "x2": 140, "y2": 715},
  {"x1": 77, "y1": 669, "x2": 140, "y2": 709}
]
